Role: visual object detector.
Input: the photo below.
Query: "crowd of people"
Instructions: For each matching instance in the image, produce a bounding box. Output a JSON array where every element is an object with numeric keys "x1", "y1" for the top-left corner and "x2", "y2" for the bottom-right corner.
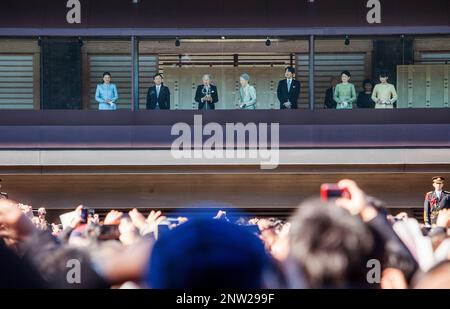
[
  {"x1": 96, "y1": 67, "x2": 397, "y2": 111},
  {"x1": 1, "y1": 178, "x2": 449, "y2": 289}
]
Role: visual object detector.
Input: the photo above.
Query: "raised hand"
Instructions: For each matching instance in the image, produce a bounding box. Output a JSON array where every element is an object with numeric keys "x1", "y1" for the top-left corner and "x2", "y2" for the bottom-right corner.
[
  {"x1": 128, "y1": 208, "x2": 147, "y2": 231},
  {"x1": 436, "y1": 209, "x2": 450, "y2": 228},
  {"x1": 104, "y1": 210, "x2": 123, "y2": 225}
]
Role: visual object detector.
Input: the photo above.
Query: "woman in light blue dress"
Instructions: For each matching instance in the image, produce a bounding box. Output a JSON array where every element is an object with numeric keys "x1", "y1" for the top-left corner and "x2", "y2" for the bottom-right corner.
[
  {"x1": 238, "y1": 73, "x2": 257, "y2": 110},
  {"x1": 95, "y1": 72, "x2": 119, "y2": 110}
]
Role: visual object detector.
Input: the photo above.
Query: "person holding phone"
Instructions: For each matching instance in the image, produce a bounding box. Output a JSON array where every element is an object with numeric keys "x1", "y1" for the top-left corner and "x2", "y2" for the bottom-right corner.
[{"x1": 96, "y1": 72, "x2": 119, "y2": 110}]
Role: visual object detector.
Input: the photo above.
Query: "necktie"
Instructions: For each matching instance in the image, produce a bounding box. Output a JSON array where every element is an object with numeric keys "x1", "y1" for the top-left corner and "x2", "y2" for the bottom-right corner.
[
  {"x1": 156, "y1": 86, "x2": 160, "y2": 98},
  {"x1": 287, "y1": 80, "x2": 292, "y2": 92}
]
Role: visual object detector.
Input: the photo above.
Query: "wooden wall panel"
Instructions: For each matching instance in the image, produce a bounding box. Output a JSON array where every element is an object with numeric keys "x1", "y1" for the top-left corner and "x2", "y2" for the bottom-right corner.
[{"x1": 0, "y1": 173, "x2": 445, "y2": 210}]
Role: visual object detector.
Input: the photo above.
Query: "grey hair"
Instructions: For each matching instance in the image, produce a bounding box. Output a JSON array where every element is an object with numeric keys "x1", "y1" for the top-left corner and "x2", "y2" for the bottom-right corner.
[
  {"x1": 202, "y1": 74, "x2": 212, "y2": 81},
  {"x1": 240, "y1": 73, "x2": 250, "y2": 81}
]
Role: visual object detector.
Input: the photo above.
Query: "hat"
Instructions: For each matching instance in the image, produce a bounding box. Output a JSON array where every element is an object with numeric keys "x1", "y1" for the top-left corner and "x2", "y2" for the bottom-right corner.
[{"x1": 432, "y1": 176, "x2": 445, "y2": 183}]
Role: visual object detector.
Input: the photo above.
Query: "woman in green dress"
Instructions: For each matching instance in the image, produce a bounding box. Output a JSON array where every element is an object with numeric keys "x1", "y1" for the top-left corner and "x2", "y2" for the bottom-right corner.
[{"x1": 333, "y1": 71, "x2": 357, "y2": 110}]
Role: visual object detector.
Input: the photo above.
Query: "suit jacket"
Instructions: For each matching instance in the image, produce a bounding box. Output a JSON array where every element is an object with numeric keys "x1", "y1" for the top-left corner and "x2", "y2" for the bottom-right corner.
[
  {"x1": 424, "y1": 190, "x2": 450, "y2": 225},
  {"x1": 195, "y1": 84, "x2": 219, "y2": 110},
  {"x1": 324, "y1": 87, "x2": 337, "y2": 109},
  {"x1": 146, "y1": 85, "x2": 170, "y2": 110},
  {"x1": 277, "y1": 79, "x2": 300, "y2": 109}
]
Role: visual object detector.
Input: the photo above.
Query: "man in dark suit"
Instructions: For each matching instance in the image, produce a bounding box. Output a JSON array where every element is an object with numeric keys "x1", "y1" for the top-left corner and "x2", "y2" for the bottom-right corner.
[
  {"x1": 195, "y1": 74, "x2": 219, "y2": 110},
  {"x1": 277, "y1": 66, "x2": 301, "y2": 109},
  {"x1": 324, "y1": 76, "x2": 339, "y2": 109},
  {"x1": 146, "y1": 74, "x2": 170, "y2": 110},
  {"x1": 424, "y1": 176, "x2": 450, "y2": 226}
]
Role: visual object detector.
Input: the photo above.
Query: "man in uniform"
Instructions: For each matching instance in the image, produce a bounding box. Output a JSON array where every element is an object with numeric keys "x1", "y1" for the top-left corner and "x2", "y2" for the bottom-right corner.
[
  {"x1": 424, "y1": 176, "x2": 450, "y2": 226},
  {"x1": 0, "y1": 179, "x2": 7, "y2": 199}
]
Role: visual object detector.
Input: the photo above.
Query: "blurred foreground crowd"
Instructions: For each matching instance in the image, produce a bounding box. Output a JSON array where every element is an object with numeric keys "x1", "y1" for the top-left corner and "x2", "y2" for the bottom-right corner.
[{"x1": 1, "y1": 179, "x2": 450, "y2": 289}]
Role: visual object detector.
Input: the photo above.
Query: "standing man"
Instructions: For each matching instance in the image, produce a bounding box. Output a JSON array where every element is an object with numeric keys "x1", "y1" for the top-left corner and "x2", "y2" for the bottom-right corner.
[
  {"x1": 324, "y1": 76, "x2": 339, "y2": 109},
  {"x1": 146, "y1": 74, "x2": 171, "y2": 110},
  {"x1": 195, "y1": 74, "x2": 219, "y2": 110},
  {"x1": 0, "y1": 179, "x2": 7, "y2": 199},
  {"x1": 277, "y1": 66, "x2": 301, "y2": 110},
  {"x1": 424, "y1": 176, "x2": 450, "y2": 226}
]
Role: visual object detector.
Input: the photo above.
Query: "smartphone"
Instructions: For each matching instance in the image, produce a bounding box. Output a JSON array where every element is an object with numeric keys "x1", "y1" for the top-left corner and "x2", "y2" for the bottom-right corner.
[
  {"x1": 98, "y1": 225, "x2": 120, "y2": 241},
  {"x1": 320, "y1": 183, "x2": 350, "y2": 202},
  {"x1": 80, "y1": 208, "x2": 88, "y2": 223}
]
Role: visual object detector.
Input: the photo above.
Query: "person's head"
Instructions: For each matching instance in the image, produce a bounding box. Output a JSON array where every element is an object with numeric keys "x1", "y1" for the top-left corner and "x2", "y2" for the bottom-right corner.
[
  {"x1": 147, "y1": 218, "x2": 272, "y2": 288},
  {"x1": 432, "y1": 176, "x2": 445, "y2": 191},
  {"x1": 202, "y1": 74, "x2": 211, "y2": 86},
  {"x1": 289, "y1": 199, "x2": 376, "y2": 288},
  {"x1": 330, "y1": 76, "x2": 339, "y2": 88},
  {"x1": 240, "y1": 73, "x2": 250, "y2": 87},
  {"x1": 363, "y1": 79, "x2": 374, "y2": 92},
  {"x1": 379, "y1": 72, "x2": 389, "y2": 83},
  {"x1": 153, "y1": 73, "x2": 163, "y2": 86},
  {"x1": 102, "y1": 72, "x2": 112, "y2": 84},
  {"x1": 285, "y1": 66, "x2": 295, "y2": 79},
  {"x1": 341, "y1": 71, "x2": 351, "y2": 83}
]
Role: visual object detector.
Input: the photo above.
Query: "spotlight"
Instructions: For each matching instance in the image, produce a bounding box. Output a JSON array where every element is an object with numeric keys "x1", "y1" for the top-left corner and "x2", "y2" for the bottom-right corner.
[
  {"x1": 175, "y1": 38, "x2": 181, "y2": 47},
  {"x1": 265, "y1": 37, "x2": 271, "y2": 47},
  {"x1": 344, "y1": 35, "x2": 350, "y2": 46},
  {"x1": 221, "y1": 36, "x2": 226, "y2": 40}
]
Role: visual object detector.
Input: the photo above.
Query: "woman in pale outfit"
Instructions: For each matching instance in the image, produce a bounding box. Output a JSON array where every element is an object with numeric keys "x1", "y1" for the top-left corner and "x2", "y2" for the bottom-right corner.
[
  {"x1": 372, "y1": 72, "x2": 398, "y2": 109},
  {"x1": 238, "y1": 73, "x2": 257, "y2": 110},
  {"x1": 96, "y1": 72, "x2": 119, "y2": 110},
  {"x1": 333, "y1": 70, "x2": 357, "y2": 110}
]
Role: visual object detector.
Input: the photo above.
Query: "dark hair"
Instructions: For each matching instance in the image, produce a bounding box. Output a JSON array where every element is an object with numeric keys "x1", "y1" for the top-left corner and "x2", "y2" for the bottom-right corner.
[
  {"x1": 101, "y1": 72, "x2": 112, "y2": 84},
  {"x1": 289, "y1": 199, "x2": 377, "y2": 288},
  {"x1": 362, "y1": 79, "x2": 374, "y2": 89},
  {"x1": 153, "y1": 73, "x2": 163, "y2": 79},
  {"x1": 285, "y1": 66, "x2": 296, "y2": 75},
  {"x1": 341, "y1": 71, "x2": 351, "y2": 78},
  {"x1": 379, "y1": 71, "x2": 389, "y2": 78}
]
